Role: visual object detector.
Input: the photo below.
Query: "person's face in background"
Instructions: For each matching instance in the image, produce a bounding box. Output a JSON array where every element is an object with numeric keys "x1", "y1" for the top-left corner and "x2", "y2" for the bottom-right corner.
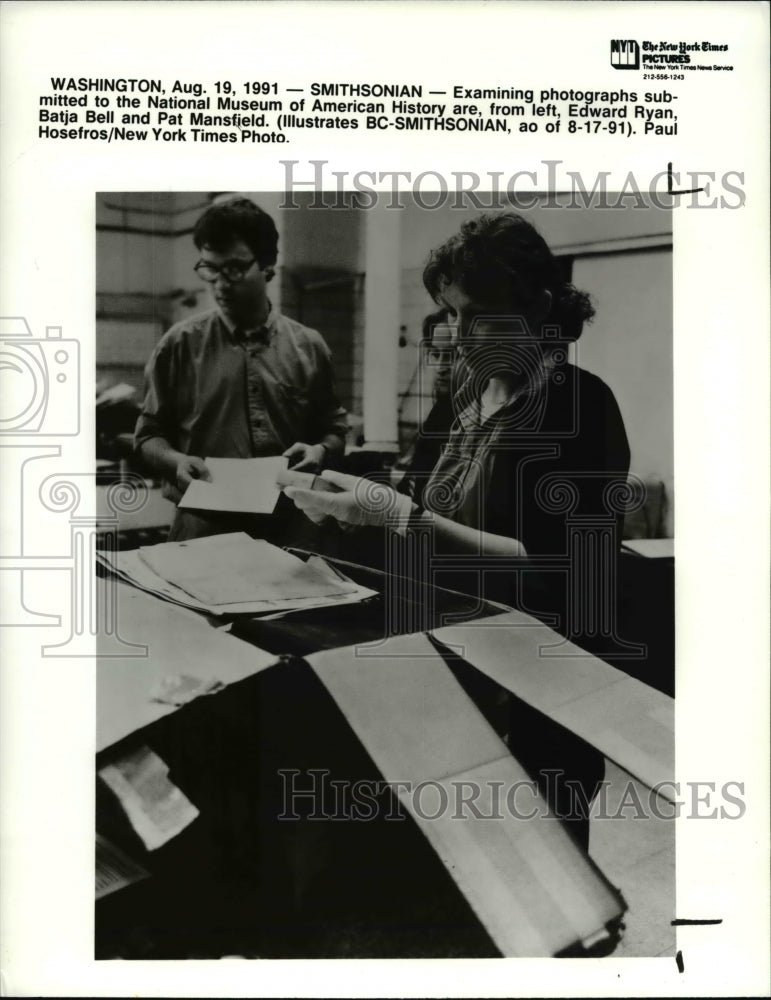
[
  {"x1": 200, "y1": 238, "x2": 271, "y2": 327},
  {"x1": 438, "y1": 280, "x2": 550, "y2": 387},
  {"x1": 432, "y1": 361, "x2": 454, "y2": 400},
  {"x1": 427, "y1": 320, "x2": 457, "y2": 400}
]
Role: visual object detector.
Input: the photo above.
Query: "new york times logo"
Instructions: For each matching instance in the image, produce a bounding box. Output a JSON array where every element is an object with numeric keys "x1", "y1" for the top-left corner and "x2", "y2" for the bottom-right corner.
[{"x1": 610, "y1": 39, "x2": 640, "y2": 70}]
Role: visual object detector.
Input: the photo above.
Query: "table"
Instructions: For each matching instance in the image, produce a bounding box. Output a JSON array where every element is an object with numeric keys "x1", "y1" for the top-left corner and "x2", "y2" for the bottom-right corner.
[
  {"x1": 97, "y1": 554, "x2": 521, "y2": 958},
  {"x1": 95, "y1": 548, "x2": 668, "y2": 959}
]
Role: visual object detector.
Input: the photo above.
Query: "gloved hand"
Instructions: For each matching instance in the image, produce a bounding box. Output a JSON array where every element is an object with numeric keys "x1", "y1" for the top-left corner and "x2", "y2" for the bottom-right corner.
[
  {"x1": 276, "y1": 467, "x2": 340, "y2": 525},
  {"x1": 282, "y1": 469, "x2": 415, "y2": 532}
]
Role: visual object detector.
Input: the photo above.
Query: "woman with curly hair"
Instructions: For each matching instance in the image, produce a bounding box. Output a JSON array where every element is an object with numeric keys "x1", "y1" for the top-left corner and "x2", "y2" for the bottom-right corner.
[
  {"x1": 286, "y1": 211, "x2": 629, "y2": 587},
  {"x1": 283, "y1": 212, "x2": 631, "y2": 848}
]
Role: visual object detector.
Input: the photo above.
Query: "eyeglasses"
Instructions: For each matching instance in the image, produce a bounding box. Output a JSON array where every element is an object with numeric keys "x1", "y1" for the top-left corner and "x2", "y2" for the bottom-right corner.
[{"x1": 194, "y1": 257, "x2": 257, "y2": 283}]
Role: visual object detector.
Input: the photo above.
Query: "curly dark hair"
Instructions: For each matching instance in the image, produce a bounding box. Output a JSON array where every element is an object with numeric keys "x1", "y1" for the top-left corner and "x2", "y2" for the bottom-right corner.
[
  {"x1": 193, "y1": 197, "x2": 279, "y2": 270},
  {"x1": 423, "y1": 212, "x2": 595, "y2": 341}
]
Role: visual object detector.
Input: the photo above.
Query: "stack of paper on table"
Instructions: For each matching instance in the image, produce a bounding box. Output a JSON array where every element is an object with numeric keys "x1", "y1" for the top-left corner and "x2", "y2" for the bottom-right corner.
[
  {"x1": 97, "y1": 532, "x2": 376, "y2": 617},
  {"x1": 178, "y1": 456, "x2": 288, "y2": 514}
]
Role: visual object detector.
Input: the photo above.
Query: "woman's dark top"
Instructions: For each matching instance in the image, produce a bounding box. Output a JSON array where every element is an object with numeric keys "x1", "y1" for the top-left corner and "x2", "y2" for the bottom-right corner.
[{"x1": 402, "y1": 363, "x2": 631, "y2": 634}]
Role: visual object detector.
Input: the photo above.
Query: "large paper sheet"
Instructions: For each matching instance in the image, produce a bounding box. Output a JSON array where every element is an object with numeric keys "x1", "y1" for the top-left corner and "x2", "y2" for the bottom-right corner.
[
  {"x1": 433, "y1": 612, "x2": 674, "y2": 800},
  {"x1": 97, "y1": 581, "x2": 277, "y2": 751},
  {"x1": 308, "y1": 633, "x2": 625, "y2": 957}
]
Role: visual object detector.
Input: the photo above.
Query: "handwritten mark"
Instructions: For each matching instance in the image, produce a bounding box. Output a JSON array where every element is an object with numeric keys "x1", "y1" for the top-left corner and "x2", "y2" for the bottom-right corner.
[
  {"x1": 671, "y1": 918, "x2": 723, "y2": 926},
  {"x1": 667, "y1": 162, "x2": 705, "y2": 196},
  {"x1": 676, "y1": 950, "x2": 685, "y2": 972}
]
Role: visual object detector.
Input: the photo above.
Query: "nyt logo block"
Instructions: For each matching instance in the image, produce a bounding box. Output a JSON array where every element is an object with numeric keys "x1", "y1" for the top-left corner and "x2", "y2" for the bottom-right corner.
[{"x1": 610, "y1": 39, "x2": 640, "y2": 69}]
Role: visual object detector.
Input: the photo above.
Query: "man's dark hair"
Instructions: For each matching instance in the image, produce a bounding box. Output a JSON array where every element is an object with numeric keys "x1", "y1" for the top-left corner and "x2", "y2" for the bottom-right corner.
[
  {"x1": 193, "y1": 197, "x2": 279, "y2": 269},
  {"x1": 422, "y1": 212, "x2": 595, "y2": 341}
]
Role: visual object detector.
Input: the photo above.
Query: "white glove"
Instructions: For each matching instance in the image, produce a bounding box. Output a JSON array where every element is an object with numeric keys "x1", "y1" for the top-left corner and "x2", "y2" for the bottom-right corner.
[
  {"x1": 276, "y1": 467, "x2": 337, "y2": 525},
  {"x1": 283, "y1": 469, "x2": 415, "y2": 532}
]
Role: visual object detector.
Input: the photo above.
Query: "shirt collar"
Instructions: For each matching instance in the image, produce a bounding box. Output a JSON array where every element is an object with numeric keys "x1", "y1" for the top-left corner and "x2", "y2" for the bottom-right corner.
[
  {"x1": 218, "y1": 301, "x2": 278, "y2": 343},
  {"x1": 454, "y1": 358, "x2": 559, "y2": 433}
]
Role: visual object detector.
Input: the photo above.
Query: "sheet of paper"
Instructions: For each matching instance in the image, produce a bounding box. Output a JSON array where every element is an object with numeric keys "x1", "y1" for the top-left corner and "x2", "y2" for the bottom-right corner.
[
  {"x1": 98, "y1": 548, "x2": 213, "y2": 613},
  {"x1": 252, "y1": 555, "x2": 378, "y2": 619},
  {"x1": 98, "y1": 746, "x2": 199, "y2": 851},
  {"x1": 178, "y1": 456, "x2": 289, "y2": 514},
  {"x1": 622, "y1": 538, "x2": 675, "y2": 559},
  {"x1": 95, "y1": 834, "x2": 150, "y2": 900},
  {"x1": 151, "y1": 673, "x2": 225, "y2": 707}
]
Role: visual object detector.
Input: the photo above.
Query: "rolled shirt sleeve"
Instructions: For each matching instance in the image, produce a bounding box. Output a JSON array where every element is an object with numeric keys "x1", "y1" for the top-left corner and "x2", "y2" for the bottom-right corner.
[
  {"x1": 308, "y1": 334, "x2": 349, "y2": 458},
  {"x1": 134, "y1": 335, "x2": 177, "y2": 453}
]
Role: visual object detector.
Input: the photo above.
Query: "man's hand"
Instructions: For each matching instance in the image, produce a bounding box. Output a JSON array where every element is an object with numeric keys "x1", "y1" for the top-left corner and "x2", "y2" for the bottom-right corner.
[
  {"x1": 282, "y1": 441, "x2": 327, "y2": 473},
  {"x1": 283, "y1": 469, "x2": 413, "y2": 530},
  {"x1": 174, "y1": 455, "x2": 212, "y2": 493}
]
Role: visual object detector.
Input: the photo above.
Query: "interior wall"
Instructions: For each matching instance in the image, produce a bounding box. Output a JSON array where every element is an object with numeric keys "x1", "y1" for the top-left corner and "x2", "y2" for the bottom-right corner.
[
  {"x1": 572, "y1": 248, "x2": 674, "y2": 534},
  {"x1": 281, "y1": 195, "x2": 364, "y2": 271},
  {"x1": 280, "y1": 195, "x2": 365, "y2": 418},
  {"x1": 400, "y1": 196, "x2": 673, "y2": 269}
]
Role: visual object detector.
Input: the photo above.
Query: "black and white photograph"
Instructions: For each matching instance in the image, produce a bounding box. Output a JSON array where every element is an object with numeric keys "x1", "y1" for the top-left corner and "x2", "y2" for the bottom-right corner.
[
  {"x1": 1, "y1": 2, "x2": 768, "y2": 996},
  {"x1": 94, "y1": 190, "x2": 676, "y2": 959}
]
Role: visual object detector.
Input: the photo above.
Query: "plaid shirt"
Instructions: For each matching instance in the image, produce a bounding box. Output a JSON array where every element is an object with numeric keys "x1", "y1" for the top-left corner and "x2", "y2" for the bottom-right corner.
[{"x1": 418, "y1": 363, "x2": 630, "y2": 555}]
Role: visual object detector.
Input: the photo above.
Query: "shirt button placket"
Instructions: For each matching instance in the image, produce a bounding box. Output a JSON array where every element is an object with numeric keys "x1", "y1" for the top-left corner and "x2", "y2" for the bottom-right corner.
[{"x1": 246, "y1": 344, "x2": 264, "y2": 451}]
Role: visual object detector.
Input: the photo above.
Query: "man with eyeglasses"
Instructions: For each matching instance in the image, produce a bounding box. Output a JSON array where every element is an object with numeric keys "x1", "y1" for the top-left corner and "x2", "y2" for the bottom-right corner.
[{"x1": 134, "y1": 197, "x2": 348, "y2": 541}]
